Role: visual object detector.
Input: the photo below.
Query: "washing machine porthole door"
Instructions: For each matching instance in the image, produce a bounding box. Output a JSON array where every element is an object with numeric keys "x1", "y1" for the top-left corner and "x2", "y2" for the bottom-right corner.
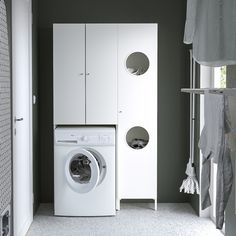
[{"x1": 65, "y1": 148, "x2": 100, "y2": 193}]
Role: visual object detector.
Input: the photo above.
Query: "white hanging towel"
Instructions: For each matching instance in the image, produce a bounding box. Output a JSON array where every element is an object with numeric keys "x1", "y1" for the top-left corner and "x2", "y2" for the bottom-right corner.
[{"x1": 184, "y1": 0, "x2": 236, "y2": 67}]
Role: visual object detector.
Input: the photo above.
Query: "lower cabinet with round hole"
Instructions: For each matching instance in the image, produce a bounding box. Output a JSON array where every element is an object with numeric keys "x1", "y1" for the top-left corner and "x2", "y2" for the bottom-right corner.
[{"x1": 117, "y1": 24, "x2": 158, "y2": 210}]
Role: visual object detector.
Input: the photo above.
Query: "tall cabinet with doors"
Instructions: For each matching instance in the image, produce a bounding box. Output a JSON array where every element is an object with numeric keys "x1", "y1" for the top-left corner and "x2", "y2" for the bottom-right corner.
[
  {"x1": 117, "y1": 24, "x2": 157, "y2": 210},
  {"x1": 53, "y1": 23, "x2": 157, "y2": 209}
]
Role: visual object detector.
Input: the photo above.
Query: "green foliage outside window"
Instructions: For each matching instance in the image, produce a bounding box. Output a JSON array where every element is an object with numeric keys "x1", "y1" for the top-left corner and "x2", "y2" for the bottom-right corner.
[{"x1": 220, "y1": 66, "x2": 226, "y2": 88}]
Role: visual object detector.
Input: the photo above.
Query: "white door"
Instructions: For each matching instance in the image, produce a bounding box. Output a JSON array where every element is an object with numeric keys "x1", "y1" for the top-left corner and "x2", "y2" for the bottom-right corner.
[
  {"x1": 86, "y1": 24, "x2": 117, "y2": 124},
  {"x1": 12, "y1": 0, "x2": 33, "y2": 235},
  {"x1": 53, "y1": 24, "x2": 85, "y2": 125}
]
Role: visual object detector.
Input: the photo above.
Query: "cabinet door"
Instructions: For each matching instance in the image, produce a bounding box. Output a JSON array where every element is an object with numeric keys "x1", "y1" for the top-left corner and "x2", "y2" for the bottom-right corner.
[
  {"x1": 53, "y1": 24, "x2": 85, "y2": 124},
  {"x1": 117, "y1": 24, "x2": 158, "y2": 200},
  {"x1": 86, "y1": 24, "x2": 117, "y2": 124}
]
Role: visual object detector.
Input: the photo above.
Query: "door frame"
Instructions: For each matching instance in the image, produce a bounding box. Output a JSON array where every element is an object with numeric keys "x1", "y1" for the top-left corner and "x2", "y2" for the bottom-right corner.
[{"x1": 12, "y1": 0, "x2": 33, "y2": 235}]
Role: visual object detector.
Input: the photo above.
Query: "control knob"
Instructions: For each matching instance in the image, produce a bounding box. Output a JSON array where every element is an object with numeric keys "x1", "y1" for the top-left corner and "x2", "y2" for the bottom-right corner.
[{"x1": 80, "y1": 136, "x2": 88, "y2": 142}]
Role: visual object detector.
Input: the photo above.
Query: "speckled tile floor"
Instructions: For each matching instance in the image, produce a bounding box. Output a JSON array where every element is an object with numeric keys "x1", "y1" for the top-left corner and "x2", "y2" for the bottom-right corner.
[{"x1": 27, "y1": 203, "x2": 223, "y2": 236}]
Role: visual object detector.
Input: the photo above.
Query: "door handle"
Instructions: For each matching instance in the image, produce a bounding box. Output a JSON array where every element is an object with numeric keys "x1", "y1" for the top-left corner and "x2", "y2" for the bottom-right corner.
[{"x1": 14, "y1": 117, "x2": 23, "y2": 122}]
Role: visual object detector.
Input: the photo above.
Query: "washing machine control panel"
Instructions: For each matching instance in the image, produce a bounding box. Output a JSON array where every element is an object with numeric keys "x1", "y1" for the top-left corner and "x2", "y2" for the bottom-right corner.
[
  {"x1": 76, "y1": 135, "x2": 112, "y2": 145},
  {"x1": 55, "y1": 128, "x2": 115, "y2": 146}
]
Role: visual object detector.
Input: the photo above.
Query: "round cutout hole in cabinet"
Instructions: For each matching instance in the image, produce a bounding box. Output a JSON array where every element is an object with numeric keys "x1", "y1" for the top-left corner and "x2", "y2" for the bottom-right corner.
[
  {"x1": 126, "y1": 126, "x2": 149, "y2": 149},
  {"x1": 126, "y1": 52, "x2": 150, "y2": 76}
]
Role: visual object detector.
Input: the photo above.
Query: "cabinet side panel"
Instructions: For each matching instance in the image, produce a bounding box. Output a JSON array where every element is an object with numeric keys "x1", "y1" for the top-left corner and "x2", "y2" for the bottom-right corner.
[
  {"x1": 53, "y1": 24, "x2": 85, "y2": 125},
  {"x1": 86, "y1": 24, "x2": 118, "y2": 124}
]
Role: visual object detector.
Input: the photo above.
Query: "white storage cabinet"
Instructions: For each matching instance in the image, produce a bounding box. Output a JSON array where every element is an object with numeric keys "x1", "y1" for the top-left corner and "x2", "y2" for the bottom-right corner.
[
  {"x1": 53, "y1": 24, "x2": 117, "y2": 125},
  {"x1": 53, "y1": 23, "x2": 158, "y2": 210},
  {"x1": 117, "y1": 24, "x2": 158, "y2": 210}
]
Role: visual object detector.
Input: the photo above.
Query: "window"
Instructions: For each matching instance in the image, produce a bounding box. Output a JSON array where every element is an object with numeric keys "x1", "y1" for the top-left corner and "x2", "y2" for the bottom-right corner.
[{"x1": 213, "y1": 66, "x2": 226, "y2": 88}]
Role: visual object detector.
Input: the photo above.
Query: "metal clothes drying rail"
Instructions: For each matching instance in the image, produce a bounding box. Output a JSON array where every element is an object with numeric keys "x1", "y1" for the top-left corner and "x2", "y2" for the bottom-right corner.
[{"x1": 181, "y1": 88, "x2": 236, "y2": 96}]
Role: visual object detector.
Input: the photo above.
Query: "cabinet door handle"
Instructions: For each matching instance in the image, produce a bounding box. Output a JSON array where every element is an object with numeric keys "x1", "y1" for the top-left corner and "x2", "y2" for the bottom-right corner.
[
  {"x1": 14, "y1": 117, "x2": 23, "y2": 122},
  {"x1": 86, "y1": 73, "x2": 90, "y2": 76},
  {"x1": 79, "y1": 73, "x2": 84, "y2": 76}
]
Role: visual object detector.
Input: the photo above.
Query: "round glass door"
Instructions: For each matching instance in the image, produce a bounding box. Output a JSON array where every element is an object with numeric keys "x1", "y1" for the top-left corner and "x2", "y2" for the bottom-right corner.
[
  {"x1": 70, "y1": 155, "x2": 92, "y2": 184},
  {"x1": 65, "y1": 148, "x2": 100, "y2": 193}
]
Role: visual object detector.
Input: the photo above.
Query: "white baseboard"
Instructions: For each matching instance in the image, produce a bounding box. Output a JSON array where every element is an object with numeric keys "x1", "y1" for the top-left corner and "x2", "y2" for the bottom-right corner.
[{"x1": 16, "y1": 216, "x2": 33, "y2": 236}]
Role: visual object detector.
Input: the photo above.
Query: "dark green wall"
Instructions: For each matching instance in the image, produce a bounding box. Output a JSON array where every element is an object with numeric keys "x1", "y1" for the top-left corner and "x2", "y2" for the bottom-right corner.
[
  {"x1": 32, "y1": 0, "x2": 39, "y2": 213},
  {"x1": 38, "y1": 0, "x2": 190, "y2": 203}
]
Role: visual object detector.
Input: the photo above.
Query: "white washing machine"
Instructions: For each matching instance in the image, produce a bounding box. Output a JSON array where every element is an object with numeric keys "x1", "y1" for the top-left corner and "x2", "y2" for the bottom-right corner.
[{"x1": 54, "y1": 127, "x2": 116, "y2": 216}]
